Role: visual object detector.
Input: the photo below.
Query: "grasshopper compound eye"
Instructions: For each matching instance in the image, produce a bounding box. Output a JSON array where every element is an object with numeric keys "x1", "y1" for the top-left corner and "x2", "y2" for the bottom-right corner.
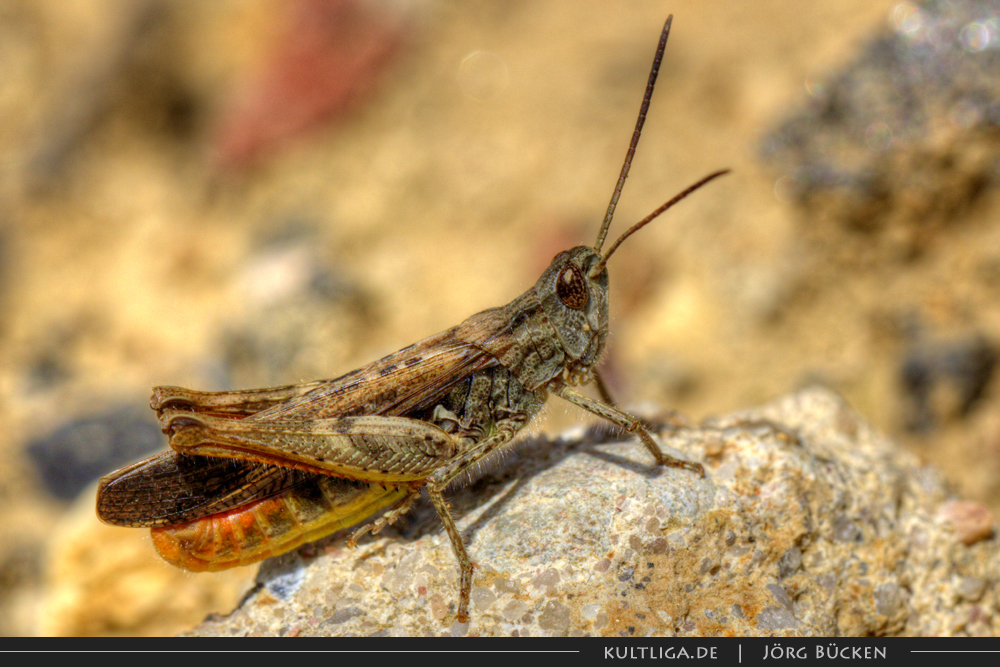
[{"x1": 556, "y1": 264, "x2": 589, "y2": 310}]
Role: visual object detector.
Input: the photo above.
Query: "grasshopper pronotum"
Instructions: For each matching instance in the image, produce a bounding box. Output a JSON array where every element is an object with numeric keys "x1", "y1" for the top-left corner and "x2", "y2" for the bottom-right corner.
[{"x1": 97, "y1": 16, "x2": 727, "y2": 624}]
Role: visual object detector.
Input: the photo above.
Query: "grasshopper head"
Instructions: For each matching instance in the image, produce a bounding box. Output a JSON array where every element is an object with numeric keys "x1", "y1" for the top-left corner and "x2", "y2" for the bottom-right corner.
[
  {"x1": 535, "y1": 246, "x2": 609, "y2": 372},
  {"x1": 534, "y1": 169, "x2": 731, "y2": 381}
]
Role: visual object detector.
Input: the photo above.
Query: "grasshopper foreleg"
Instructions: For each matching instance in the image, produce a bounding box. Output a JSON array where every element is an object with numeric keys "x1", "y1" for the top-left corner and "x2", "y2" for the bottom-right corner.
[{"x1": 552, "y1": 382, "x2": 705, "y2": 476}]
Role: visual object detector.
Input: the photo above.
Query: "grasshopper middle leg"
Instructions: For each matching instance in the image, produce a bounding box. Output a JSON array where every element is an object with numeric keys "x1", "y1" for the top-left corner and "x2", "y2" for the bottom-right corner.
[{"x1": 424, "y1": 423, "x2": 524, "y2": 622}]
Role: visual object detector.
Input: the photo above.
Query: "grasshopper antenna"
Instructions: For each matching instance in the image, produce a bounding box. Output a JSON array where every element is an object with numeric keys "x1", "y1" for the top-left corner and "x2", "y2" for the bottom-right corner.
[
  {"x1": 593, "y1": 15, "x2": 672, "y2": 253},
  {"x1": 592, "y1": 169, "x2": 730, "y2": 274}
]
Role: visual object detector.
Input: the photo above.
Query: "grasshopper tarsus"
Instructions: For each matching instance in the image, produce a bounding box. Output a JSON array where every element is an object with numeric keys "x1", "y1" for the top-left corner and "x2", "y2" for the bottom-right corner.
[
  {"x1": 631, "y1": 418, "x2": 705, "y2": 477},
  {"x1": 348, "y1": 489, "x2": 417, "y2": 549},
  {"x1": 658, "y1": 455, "x2": 706, "y2": 478},
  {"x1": 553, "y1": 380, "x2": 706, "y2": 476},
  {"x1": 454, "y1": 560, "x2": 482, "y2": 624},
  {"x1": 96, "y1": 16, "x2": 727, "y2": 625}
]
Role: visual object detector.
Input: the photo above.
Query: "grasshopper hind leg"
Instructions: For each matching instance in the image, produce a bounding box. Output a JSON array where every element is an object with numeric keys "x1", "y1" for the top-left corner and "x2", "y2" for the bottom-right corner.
[{"x1": 347, "y1": 489, "x2": 419, "y2": 548}]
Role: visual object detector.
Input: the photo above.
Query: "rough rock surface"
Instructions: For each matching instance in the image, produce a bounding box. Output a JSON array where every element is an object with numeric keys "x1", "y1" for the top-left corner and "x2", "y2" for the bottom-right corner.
[{"x1": 183, "y1": 387, "x2": 999, "y2": 637}]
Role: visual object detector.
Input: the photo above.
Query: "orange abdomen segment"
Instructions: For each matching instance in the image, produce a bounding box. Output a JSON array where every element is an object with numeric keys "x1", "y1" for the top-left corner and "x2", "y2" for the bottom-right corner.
[{"x1": 150, "y1": 476, "x2": 409, "y2": 571}]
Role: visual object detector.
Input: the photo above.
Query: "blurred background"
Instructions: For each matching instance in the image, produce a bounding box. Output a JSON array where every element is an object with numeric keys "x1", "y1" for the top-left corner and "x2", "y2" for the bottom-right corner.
[{"x1": 1, "y1": 0, "x2": 999, "y2": 636}]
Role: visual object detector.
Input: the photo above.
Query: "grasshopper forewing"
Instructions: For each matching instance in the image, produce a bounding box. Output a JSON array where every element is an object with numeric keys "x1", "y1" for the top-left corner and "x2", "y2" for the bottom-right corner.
[{"x1": 97, "y1": 16, "x2": 729, "y2": 624}]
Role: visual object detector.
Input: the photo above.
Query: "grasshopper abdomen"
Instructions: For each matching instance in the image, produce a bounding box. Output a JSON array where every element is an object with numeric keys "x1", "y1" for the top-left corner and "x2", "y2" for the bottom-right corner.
[{"x1": 151, "y1": 476, "x2": 409, "y2": 572}]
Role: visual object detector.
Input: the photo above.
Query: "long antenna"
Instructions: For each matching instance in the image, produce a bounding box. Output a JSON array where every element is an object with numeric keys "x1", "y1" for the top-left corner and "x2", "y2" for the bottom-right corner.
[
  {"x1": 591, "y1": 169, "x2": 730, "y2": 275},
  {"x1": 593, "y1": 15, "x2": 672, "y2": 253}
]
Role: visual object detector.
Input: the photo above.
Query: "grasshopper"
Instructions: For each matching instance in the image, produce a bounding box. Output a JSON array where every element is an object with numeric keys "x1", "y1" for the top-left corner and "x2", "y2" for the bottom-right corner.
[{"x1": 96, "y1": 16, "x2": 728, "y2": 624}]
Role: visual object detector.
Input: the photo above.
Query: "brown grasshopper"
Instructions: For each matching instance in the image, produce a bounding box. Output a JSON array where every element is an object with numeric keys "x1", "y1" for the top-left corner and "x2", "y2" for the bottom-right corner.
[{"x1": 96, "y1": 15, "x2": 728, "y2": 624}]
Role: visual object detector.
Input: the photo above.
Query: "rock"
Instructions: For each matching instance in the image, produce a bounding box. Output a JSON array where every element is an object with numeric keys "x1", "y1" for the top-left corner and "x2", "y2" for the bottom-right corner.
[{"x1": 176, "y1": 387, "x2": 999, "y2": 637}]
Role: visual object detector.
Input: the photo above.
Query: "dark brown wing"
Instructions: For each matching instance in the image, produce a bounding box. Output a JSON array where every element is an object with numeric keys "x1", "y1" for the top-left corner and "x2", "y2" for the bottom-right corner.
[{"x1": 96, "y1": 451, "x2": 315, "y2": 527}]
